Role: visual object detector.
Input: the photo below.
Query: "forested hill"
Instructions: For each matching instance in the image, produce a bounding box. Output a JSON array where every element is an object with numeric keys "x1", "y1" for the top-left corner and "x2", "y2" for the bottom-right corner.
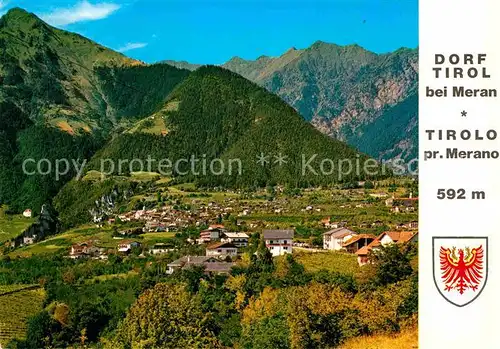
[
  {"x1": 88, "y1": 66, "x2": 383, "y2": 187},
  {"x1": 0, "y1": 8, "x2": 190, "y2": 213}
]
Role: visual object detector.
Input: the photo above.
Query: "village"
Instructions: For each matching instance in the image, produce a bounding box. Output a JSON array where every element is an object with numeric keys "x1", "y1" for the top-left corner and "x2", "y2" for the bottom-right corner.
[
  {"x1": 1, "y1": 178, "x2": 419, "y2": 276},
  {"x1": 56, "y1": 183, "x2": 419, "y2": 273}
]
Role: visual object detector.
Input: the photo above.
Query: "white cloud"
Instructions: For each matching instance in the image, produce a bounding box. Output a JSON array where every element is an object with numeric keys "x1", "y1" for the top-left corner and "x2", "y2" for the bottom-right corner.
[
  {"x1": 117, "y1": 42, "x2": 148, "y2": 53},
  {"x1": 41, "y1": 1, "x2": 120, "y2": 27}
]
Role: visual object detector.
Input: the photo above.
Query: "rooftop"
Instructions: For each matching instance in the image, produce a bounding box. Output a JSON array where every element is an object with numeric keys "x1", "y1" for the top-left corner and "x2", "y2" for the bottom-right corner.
[
  {"x1": 224, "y1": 232, "x2": 249, "y2": 239},
  {"x1": 118, "y1": 240, "x2": 140, "y2": 245},
  {"x1": 263, "y1": 229, "x2": 294, "y2": 239},
  {"x1": 167, "y1": 255, "x2": 216, "y2": 267},
  {"x1": 323, "y1": 227, "x2": 357, "y2": 238},
  {"x1": 343, "y1": 234, "x2": 377, "y2": 247},
  {"x1": 208, "y1": 224, "x2": 225, "y2": 230},
  {"x1": 204, "y1": 262, "x2": 235, "y2": 273},
  {"x1": 378, "y1": 231, "x2": 416, "y2": 243},
  {"x1": 356, "y1": 240, "x2": 380, "y2": 256},
  {"x1": 356, "y1": 232, "x2": 418, "y2": 256},
  {"x1": 207, "y1": 242, "x2": 238, "y2": 250}
]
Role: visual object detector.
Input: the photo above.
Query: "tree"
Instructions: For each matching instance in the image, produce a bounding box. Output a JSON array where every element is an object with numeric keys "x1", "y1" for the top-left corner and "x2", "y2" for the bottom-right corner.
[
  {"x1": 276, "y1": 254, "x2": 310, "y2": 286},
  {"x1": 112, "y1": 283, "x2": 220, "y2": 348},
  {"x1": 370, "y1": 244, "x2": 413, "y2": 286},
  {"x1": 21, "y1": 310, "x2": 61, "y2": 349},
  {"x1": 364, "y1": 181, "x2": 375, "y2": 189},
  {"x1": 254, "y1": 239, "x2": 273, "y2": 270}
]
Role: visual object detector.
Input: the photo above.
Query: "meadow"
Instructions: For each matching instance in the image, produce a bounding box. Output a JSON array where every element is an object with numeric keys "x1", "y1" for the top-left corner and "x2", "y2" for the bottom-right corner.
[
  {"x1": 295, "y1": 251, "x2": 360, "y2": 275},
  {"x1": 0, "y1": 214, "x2": 35, "y2": 245}
]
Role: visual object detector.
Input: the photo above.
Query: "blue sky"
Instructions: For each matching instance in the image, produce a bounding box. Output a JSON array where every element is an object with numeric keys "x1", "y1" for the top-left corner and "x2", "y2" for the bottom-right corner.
[{"x1": 1, "y1": 0, "x2": 418, "y2": 64}]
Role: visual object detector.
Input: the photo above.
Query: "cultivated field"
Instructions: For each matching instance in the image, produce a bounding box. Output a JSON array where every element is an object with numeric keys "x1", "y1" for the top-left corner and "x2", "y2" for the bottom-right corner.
[{"x1": 0, "y1": 285, "x2": 45, "y2": 346}]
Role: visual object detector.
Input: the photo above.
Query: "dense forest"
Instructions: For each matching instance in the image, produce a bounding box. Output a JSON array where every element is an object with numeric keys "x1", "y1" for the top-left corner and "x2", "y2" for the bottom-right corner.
[
  {"x1": 0, "y1": 120, "x2": 103, "y2": 213},
  {"x1": 95, "y1": 63, "x2": 190, "y2": 120}
]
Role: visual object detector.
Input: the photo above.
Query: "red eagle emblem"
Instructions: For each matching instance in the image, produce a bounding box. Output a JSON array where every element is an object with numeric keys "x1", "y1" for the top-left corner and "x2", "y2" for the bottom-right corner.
[{"x1": 440, "y1": 245, "x2": 484, "y2": 294}]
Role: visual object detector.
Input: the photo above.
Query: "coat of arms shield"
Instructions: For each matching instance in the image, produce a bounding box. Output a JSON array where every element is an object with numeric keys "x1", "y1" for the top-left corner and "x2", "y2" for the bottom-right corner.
[{"x1": 433, "y1": 236, "x2": 488, "y2": 307}]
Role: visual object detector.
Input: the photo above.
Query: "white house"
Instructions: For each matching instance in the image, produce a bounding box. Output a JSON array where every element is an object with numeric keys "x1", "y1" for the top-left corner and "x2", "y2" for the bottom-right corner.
[
  {"x1": 117, "y1": 240, "x2": 141, "y2": 253},
  {"x1": 378, "y1": 231, "x2": 417, "y2": 246},
  {"x1": 199, "y1": 229, "x2": 221, "y2": 243},
  {"x1": 323, "y1": 228, "x2": 357, "y2": 251},
  {"x1": 22, "y1": 235, "x2": 36, "y2": 245},
  {"x1": 205, "y1": 242, "x2": 238, "y2": 257},
  {"x1": 23, "y1": 209, "x2": 32, "y2": 218},
  {"x1": 263, "y1": 229, "x2": 294, "y2": 257},
  {"x1": 221, "y1": 232, "x2": 249, "y2": 247},
  {"x1": 148, "y1": 243, "x2": 175, "y2": 255}
]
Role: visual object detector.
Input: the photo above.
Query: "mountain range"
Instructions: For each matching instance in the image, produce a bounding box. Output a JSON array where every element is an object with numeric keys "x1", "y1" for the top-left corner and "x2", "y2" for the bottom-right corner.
[
  {"x1": 0, "y1": 8, "x2": 386, "y2": 216},
  {"x1": 167, "y1": 43, "x2": 419, "y2": 163}
]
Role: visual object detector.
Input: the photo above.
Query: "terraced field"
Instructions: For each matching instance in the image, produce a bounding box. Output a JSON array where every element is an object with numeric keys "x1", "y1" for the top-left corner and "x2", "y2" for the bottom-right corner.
[{"x1": 0, "y1": 285, "x2": 45, "y2": 347}]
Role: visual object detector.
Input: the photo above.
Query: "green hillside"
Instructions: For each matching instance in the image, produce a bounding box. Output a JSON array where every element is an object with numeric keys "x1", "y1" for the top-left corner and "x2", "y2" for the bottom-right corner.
[
  {"x1": 0, "y1": 9, "x2": 189, "y2": 213},
  {"x1": 88, "y1": 66, "x2": 384, "y2": 188},
  {"x1": 0, "y1": 8, "x2": 136, "y2": 128}
]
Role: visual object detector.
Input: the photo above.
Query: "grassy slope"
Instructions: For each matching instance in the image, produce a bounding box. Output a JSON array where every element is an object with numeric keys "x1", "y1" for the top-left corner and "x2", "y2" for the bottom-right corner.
[
  {"x1": 0, "y1": 8, "x2": 138, "y2": 124},
  {"x1": 295, "y1": 251, "x2": 359, "y2": 275},
  {"x1": 7, "y1": 224, "x2": 176, "y2": 258},
  {"x1": 339, "y1": 327, "x2": 418, "y2": 349},
  {"x1": 0, "y1": 215, "x2": 35, "y2": 244}
]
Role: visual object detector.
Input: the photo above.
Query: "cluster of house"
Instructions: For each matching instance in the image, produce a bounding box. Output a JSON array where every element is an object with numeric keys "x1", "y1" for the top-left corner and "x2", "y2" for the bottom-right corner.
[
  {"x1": 323, "y1": 227, "x2": 418, "y2": 266},
  {"x1": 68, "y1": 239, "x2": 175, "y2": 259},
  {"x1": 166, "y1": 228, "x2": 295, "y2": 275},
  {"x1": 109, "y1": 196, "x2": 299, "y2": 234},
  {"x1": 320, "y1": 216, "x2": 418, "y2": 231},
  {"x1": 198, "y1": 225, "x2": 295, "y2": 257},
  {"x1": 116, "y1": 207, "x2": 195, "y2": 232},
  {"x1": 385, "y1": 194, "x2": 419, "y2": 213}
]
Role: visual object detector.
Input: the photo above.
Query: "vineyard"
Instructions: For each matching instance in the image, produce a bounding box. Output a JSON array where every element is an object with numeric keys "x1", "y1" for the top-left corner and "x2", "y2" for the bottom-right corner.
[
  {"x1": 0, "y1": 285, "x2": 45, "y2": 347},
  {"x1": 295, "y1": 251, "x2": 360, "y2": 275}
]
